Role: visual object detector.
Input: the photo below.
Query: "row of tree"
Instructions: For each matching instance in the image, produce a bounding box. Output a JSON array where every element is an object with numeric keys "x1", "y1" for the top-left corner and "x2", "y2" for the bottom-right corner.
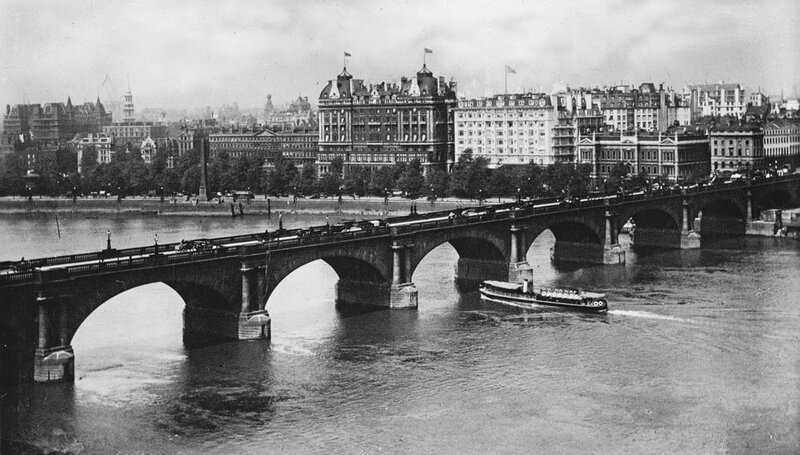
[{"x1": 0, "y1": 147, "x2": 653, "y2": 200}]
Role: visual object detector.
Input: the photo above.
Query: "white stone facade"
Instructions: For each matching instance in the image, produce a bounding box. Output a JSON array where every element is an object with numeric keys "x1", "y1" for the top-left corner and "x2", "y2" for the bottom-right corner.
[{"x1": 454, "y1": 94, "x2": 560, "y2": 167}]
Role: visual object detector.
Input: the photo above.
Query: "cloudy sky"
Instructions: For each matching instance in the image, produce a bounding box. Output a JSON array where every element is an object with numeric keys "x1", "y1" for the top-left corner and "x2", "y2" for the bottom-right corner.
[{"x1": 1, "y1": 0, "x2": 797, "y2": 112}]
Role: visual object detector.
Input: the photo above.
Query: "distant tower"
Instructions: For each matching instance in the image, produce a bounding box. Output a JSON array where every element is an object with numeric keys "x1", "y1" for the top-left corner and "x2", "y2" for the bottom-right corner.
[
  {"x1": 263, "y1": 93, "x2": 275, "y2": 119},
  {"x1": 123, "y1": 78, "x2": 135, "y2": 123}
]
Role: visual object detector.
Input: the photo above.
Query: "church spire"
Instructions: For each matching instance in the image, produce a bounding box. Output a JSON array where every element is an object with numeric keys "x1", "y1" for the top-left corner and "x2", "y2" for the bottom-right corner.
[{"x1": 123, "y1": 76, "x2": 135, "y2": 123}]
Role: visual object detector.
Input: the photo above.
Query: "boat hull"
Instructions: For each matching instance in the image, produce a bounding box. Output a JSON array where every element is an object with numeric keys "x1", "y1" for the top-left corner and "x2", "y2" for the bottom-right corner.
[{"x1": 479, "y1": 286, "x2": 608, "y2": 313}]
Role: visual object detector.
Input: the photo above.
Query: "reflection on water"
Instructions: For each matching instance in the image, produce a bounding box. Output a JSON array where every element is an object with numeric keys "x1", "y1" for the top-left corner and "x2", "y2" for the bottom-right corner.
[{"x1": 2, "y1": 214, "x2": 800, "y2": 454}]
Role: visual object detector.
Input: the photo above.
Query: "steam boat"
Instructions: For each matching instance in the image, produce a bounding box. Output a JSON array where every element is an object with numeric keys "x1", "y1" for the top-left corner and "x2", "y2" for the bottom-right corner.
[{"x1": 479, "y1": 280, "x2": 608, "y2": 312}]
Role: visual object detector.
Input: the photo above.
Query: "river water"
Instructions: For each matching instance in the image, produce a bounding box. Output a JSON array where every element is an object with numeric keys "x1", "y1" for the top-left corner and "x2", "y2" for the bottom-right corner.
[{"x1": 1, "y1": 211, "x2": 799, "y2": 454}]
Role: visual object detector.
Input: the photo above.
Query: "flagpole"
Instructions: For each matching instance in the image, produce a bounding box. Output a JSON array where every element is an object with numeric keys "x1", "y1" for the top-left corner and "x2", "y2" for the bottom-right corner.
[
  {"x1": 505, "y1": 69, "x2": 507, "y2": 95},
  {"x1": 424, "y1": 49, "x2": 426, "y2": 66}
]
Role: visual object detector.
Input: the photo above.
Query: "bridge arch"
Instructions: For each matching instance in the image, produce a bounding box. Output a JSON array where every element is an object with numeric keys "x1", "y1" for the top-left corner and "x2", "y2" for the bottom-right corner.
[
  {"x1": 265, "y1": 247, "x2": 392, "y2": 306},
  {"x1": 67, "y1": 276, "x2": 232, "y2": 347},
  {"x1": 698, "y1": 197, "x2": 746, "y2": 219},
  {"x1": 756, "y1": 188, "x2": 795, "y2": 210},
  {"x1": 521, "y1": 217, "x2": 604, "y2": 254},
  {"x1": 696, "y1": 196, "x2": 747, "y2": 239},
  {"x1": 616, "y1": 206, "x2": 682, "y2": 235},
  {"x1": 406, "y1": 227, "x2": 508, "y2": 278}
]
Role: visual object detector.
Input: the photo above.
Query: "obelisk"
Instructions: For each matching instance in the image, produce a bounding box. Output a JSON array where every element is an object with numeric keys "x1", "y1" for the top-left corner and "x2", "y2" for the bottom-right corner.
[{"x1": 198, "y1": 137, "x2": 208, "y2": 201}]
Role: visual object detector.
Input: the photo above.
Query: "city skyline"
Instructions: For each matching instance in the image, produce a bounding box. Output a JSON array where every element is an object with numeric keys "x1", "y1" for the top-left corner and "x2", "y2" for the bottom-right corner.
[{"x1": 1, "y1": 0, "x2": 798, "y2": 112}]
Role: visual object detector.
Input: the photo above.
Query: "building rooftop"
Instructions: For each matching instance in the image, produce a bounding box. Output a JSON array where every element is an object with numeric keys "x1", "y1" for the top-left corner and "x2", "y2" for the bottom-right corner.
[{"x1": 687, "y1": 83, "x2": 742, "y2": 92}]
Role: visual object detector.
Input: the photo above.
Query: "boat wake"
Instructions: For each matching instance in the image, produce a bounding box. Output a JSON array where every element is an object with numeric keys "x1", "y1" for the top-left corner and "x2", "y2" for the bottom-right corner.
[{"x1": 607, "y1": 309, "x2": 694, "y2": 324}]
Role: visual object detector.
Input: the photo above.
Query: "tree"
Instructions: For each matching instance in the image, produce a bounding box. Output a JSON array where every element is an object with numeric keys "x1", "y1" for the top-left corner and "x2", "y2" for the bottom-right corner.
[
  {"x1": 487, "y1": 165, "x2": 516, "y2": 201},
  {"x1": 630, "y1": 168, "x2": 649, "y2": 189},
  {"x1": 266, "y1": 156, "x2": 296, "y2": 195},
  {"x1": 122, "y1": 153, "x2": 150, "y2": 195},
  {"x1": 55, "y1": 147, "x2": 77, "y2": 175},
  {"x1": 207, "y1": 151, "x2": 232, "y2": 195},
  {"x1": 317, "y1": 157, "x2": 343, "y2": 195},
  {"x1": 230, "y1": 156, "x2": 265, "y2": 191},
  {"x1": 0, "y1": 153, "x2": 26, "y2": 196},
  {"x1": 80, "y1": 146, "x2": 99, "y2": 174},
  {"x1": 425, "y1": 167, "x2": 449, "y2": 199},
  {"x1": 450, "y1": 150, "x2": 489, "y2": 199},
  {"x1": 175, "y1": 149, "x2": 200, "y2": 195},
  {"x1": 150, "y1": 150, "x2": 170, "y2": 188},
  {"x1": 603, "y1": 162, "x2": 630, "y2": 193},
  {"x1": 295, "y1": 162, "x2": 317, "y2": 194},
  {"x1": 344, "y1": 166, "x2": 371, "y2": 196},
  {"x1": 370, "y1": 166, "x2": 395, "y2": 196},
  {"x1": 515, "y1": 162, "x2": 544, "y2": 199},
  {"x1": 397, "y1": 159, "x2": 425, "y2": 198},
  {"x1": 569, "y1": 163, "x2": 593, "y2": 197}
]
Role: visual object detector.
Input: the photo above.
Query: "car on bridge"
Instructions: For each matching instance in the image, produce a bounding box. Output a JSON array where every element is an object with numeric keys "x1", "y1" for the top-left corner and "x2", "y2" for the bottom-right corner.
[{"x1": 175, "y1": 239, "x2": 218, "y2": 252}]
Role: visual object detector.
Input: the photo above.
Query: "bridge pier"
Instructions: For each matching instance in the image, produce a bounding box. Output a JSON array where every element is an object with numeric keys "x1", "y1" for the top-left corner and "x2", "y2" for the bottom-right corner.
[
  {"x1": 680, "y1": 198, "x2": 701, "y2": 248},
  {"x1": 33, "y1": 289, "x2": 74, "y2": 383},
  {"x1": 183, "y1": 261, "x2": 271, "y2": 341},
  {"x1": 335, "y1": 280, "x2": 418, "y2": 309},
  {"x1": 550, "y1": 210, "x2": 625, "y2": 265},
  {"x1": 336, "y1": 242, "x2": 418, "y2": 309},
  {"x1": 508, "y1": 224, "x2": 532, "y2": 282}
]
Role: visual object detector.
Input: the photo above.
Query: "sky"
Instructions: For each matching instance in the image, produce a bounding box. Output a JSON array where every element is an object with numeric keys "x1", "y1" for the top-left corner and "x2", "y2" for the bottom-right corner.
[{"x1": 1, "y1": 0, "x2": 798, "y2": 113}]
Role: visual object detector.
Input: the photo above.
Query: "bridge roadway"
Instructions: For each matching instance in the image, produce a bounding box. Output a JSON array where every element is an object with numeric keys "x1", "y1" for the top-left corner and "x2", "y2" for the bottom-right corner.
[{"x1": 1, "y1": 173, "x2": 798, "y2": 384}]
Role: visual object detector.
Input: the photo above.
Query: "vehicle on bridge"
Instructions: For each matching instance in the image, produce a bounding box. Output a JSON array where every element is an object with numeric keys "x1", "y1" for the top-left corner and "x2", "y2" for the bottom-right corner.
[
  {"x1": 175, "y1": 239, "x2": 218, "y2": 252},
  {"x1": 480, "y1": 279, "x2": 608, "y2": 313}
]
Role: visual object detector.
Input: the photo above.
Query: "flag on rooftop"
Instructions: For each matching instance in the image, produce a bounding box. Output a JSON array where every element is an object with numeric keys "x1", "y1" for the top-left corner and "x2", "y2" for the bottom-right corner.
[
  {"x1": 424, "y1": 48, "x2": 433, "y2": 54},
  {"x1": 344, "y1": 52, "x2": 351, "y2": 57},
  {"x1": 505, "y1": 65, "x2": 516, "y2": 74}
]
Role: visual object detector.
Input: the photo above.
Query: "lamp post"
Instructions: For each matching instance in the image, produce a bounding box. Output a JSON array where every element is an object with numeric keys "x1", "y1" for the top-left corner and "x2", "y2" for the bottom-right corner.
[
  {"x1": 516, "y1": 187, "x2": 521, "y2": 204},
  {"x1": 160, "y1": 186, "x2": 164, "y2": 203}
]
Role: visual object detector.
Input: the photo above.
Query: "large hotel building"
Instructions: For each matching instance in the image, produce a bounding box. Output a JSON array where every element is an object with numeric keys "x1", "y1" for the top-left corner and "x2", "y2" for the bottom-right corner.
[
  {"x1": 317, "y1": 65, "x2": 457, "y2": 174},
  {"x1": 454, "y1": 92, "x2": 604, "y2": 167}
]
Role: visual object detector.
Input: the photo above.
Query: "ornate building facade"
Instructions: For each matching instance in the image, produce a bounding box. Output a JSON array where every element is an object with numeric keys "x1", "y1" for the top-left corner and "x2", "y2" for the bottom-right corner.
[
  {"x1": 73, "y1": 133, "x2": 114, "y2": 173},
  {"x1": 763, "y1": 121, "x2": 800, "y2": 168},
  {"x1": 709, "y1": 127, "x2": 765, "y2": 172},
  {"x1": 208, "y1": 130, "x2": 280, "y2": 161},
  {"x1": 317, "y1": 65, "x2": 457, "y2": 174},
  {"x1": 685, "y1": 83, "x2": 747, "y2": 119},
  {"x1": 274, "y1": 131, "x2": 318, "y2": 167},
  {"x1": 454, "y1": 93, "x2": 603, "y2": 167},
  {"x1": 102, "y1": 122, "x2": 168, "y2": 152},
  {"x1": 2, "y1": 98, "x2": 112, "y2": 152},
  {"x1": 577, "y1": 131, "x2": 710, "y2": 183},
  {"x1": 140, "y1": 135, "x2": 157, "y2": 164}
]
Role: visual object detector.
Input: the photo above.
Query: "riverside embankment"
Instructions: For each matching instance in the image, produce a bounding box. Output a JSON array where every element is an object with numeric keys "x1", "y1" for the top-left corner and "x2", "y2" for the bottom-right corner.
[{"x1": 0, "y1": 195, "x2": 476, "y2": 217}]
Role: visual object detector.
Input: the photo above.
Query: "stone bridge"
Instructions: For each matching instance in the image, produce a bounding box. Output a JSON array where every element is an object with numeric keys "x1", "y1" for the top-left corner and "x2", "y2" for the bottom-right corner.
[{"x1": 1, "y1": 174, "x2": 798, "y2": 385}]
